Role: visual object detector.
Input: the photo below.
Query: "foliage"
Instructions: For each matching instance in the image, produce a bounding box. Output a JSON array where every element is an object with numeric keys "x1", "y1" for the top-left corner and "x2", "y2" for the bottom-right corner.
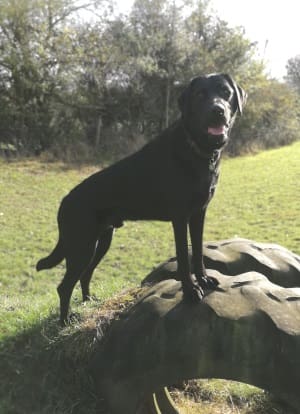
[
  {"x1": 228, "y1": 74, "x2": 300, "y2": 154},
  {"x1": 0, "y1": 0, "x2": 112, "y2": 154},
  {"x1": 0, "y1": 0, "x2": 299, "y2": 159},
  {"x1": 285, "y1": 54, "x2": 300, "y2": 93}
]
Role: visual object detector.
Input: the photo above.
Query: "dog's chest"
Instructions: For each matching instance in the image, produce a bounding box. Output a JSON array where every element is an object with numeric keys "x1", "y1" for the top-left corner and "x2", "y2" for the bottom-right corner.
[{"x1": 190, "y1": 169, "x2": 219, "y2": 210}]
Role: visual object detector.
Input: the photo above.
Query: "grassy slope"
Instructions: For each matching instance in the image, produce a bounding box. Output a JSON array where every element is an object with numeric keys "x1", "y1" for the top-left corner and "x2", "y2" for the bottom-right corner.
[{"x1": 0, "y1": 142, "x2": 299, "y2": 413}]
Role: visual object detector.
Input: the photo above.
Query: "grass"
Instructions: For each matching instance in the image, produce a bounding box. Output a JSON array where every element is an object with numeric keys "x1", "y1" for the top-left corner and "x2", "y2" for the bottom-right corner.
[
  {"x1": 0, "y1": 141, "x2": 299, "y2": 413},
  {"x1": 173, "y1": 379, "x2": 289, "y2": 413}
]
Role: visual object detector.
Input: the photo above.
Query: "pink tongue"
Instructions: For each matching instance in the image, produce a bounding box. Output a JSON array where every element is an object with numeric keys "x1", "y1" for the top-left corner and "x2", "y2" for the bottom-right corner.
[{"x1": 208, "y1": 126, "x2": 225, "y2": 135}]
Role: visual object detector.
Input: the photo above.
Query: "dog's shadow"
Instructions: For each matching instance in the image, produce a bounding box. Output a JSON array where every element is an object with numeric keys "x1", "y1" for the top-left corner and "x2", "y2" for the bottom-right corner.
[{"x1": 0, "y1": 314, "x2": 103, "y2": 414}]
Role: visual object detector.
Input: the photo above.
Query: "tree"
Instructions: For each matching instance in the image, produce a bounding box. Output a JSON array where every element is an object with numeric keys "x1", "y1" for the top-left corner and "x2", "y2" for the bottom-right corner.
[
  {"x1": 0, "y1": 0, "x2": 111, "y2": 153},
  {"x1": 0, "y1": 0, "x2": 298, "y2": 159},
  {"x1": 285, "y1": 55, "x2": 300, "y2": 94},
  {"x1": 228, "y1": 75, "x2": 300, "y2": 154},
  {"x1": 111, "y1": 0, "x2": 258, "y2": 136}
]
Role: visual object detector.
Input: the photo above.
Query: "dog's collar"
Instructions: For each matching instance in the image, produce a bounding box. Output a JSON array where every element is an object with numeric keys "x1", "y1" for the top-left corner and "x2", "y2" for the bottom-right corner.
[
  {"x1": 181, "y1": 122, "x2": 221, "y2": 171},
  {"x1": 208, "y1": 150, "x2": 221, "y2": 172}
]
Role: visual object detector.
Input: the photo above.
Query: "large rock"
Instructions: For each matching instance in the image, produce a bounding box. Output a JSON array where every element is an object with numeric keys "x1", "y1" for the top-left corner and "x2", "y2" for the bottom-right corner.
[{"x1": 91, "y1": 239, "x2": 300, "y2": 414}]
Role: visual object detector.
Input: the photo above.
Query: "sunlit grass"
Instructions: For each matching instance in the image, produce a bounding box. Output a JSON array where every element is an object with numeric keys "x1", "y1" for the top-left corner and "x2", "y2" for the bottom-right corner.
[{"x1": 0, "y1": 142, "x2": 299, "y2": 413}]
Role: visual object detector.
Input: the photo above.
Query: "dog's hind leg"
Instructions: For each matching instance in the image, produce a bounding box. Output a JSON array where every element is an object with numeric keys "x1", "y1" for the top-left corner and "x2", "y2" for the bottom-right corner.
[
  {"x1": 57, "y1": 241, "x2": 97, "y2": 325},
  {"x1": 80, "y1": 226, "x2": 114, "y2": 302}
]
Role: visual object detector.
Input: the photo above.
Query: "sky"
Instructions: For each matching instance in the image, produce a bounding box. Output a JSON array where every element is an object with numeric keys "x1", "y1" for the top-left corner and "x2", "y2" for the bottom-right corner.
[{"x1": 113, "y1": 0, "x2": 300, "y2": 79}]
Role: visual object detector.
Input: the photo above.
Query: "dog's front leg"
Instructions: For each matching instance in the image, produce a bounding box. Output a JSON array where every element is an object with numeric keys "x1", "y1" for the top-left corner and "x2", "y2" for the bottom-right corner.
[
  {"x1": 189, "y1": 209, "x2": 219, "y2": 290},
  {"x1": 172, "y1": 217, "x2": 203, "y2": 301}
]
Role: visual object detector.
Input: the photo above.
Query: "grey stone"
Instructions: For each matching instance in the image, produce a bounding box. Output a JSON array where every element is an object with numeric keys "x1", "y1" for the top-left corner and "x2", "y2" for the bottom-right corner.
[{"x1": 91, "y1": 239, "x2": 300, "y2": 413}]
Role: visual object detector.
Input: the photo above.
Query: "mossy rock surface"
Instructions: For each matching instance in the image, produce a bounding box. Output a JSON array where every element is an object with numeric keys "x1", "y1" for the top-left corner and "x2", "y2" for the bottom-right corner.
[{"x1": 92, "y1": 239, "x2": 300, "y2": 414}]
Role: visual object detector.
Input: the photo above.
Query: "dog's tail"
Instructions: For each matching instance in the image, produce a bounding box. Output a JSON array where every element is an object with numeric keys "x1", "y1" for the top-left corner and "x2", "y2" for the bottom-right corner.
[{"x1": 36, "y1": 238, "x2": 64, "y2": 271}]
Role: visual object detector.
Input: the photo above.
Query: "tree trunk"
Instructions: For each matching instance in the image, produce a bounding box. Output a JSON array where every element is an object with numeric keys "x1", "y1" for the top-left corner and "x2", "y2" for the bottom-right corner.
[{"x1": 95, "y1": 116, "x2": 102, "y2": 148}]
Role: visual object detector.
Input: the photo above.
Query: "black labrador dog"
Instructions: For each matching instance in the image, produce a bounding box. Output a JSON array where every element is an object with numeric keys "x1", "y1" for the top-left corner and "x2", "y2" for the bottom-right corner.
[{"x1": 37, "y1": 73, "x2": 246, "y2": 324}]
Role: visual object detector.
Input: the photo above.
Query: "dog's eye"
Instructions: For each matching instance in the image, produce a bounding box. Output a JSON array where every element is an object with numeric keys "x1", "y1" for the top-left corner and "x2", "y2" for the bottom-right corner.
[{"x1": 220, "y1": 86, "x2": 231, "y2": 99}]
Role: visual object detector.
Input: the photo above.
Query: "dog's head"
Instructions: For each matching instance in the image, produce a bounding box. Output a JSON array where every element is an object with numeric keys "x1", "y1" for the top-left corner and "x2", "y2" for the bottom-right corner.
[{"x1": 179, "y1": 73, "x2": 247, "y2": 152}]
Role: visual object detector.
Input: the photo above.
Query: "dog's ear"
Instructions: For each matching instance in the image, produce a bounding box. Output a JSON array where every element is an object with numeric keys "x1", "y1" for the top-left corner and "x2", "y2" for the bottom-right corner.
[{"x1": 223, "y1": 74, "x2": 247, "y2": 115}]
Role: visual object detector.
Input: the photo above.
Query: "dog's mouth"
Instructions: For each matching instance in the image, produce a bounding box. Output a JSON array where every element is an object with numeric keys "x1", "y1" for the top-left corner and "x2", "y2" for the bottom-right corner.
[
  {"x1": 207, "y1": 124, "x2": 228, "y2": 137},
  {"x1": 203, "y1": 122, "x2": 229, "y2": 149}
]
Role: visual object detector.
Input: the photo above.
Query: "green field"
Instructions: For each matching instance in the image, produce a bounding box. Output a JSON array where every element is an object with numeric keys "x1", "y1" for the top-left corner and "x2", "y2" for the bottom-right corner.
[{"x1": 0, "y1": 142, "x2": 299, "y2": 413}]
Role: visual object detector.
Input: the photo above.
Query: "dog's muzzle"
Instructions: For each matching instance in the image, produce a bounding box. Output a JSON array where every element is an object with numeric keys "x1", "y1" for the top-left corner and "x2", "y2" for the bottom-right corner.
[{"x1": 207, "y1": 103, "x2": 230, "y2": 138}]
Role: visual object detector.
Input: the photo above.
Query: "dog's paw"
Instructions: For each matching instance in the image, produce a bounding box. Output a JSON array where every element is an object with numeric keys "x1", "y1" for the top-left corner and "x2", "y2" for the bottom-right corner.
[
  {"x1": 82, "y1": 294, "x2": 100, "y2": 303},
  {"x1": 60, "y1": 312, "x2": 81, "y2": 327},
  {"x1": 183, "y1": 283, "x2": 204, "y2": 302},
  {"x1": 197, "y1": 275, "x2": 219, "y2": 290}
]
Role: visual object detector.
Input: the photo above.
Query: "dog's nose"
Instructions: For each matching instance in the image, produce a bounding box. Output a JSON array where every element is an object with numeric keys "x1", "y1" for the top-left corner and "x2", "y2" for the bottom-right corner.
[{"x1": 212, "y1": 104, "x2": 225, "y2": 117}]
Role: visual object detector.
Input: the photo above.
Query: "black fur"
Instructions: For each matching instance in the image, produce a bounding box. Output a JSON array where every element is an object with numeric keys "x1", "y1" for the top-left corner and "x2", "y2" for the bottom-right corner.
[{"x1": 37, "y1": 73, "x2": 246, "y2": 325}]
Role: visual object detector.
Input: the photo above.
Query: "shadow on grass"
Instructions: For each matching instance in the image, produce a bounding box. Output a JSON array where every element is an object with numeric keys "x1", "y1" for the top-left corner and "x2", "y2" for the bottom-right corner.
[{"x1": 0, "y1": 314, "x2": 105, "y2": 414}]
